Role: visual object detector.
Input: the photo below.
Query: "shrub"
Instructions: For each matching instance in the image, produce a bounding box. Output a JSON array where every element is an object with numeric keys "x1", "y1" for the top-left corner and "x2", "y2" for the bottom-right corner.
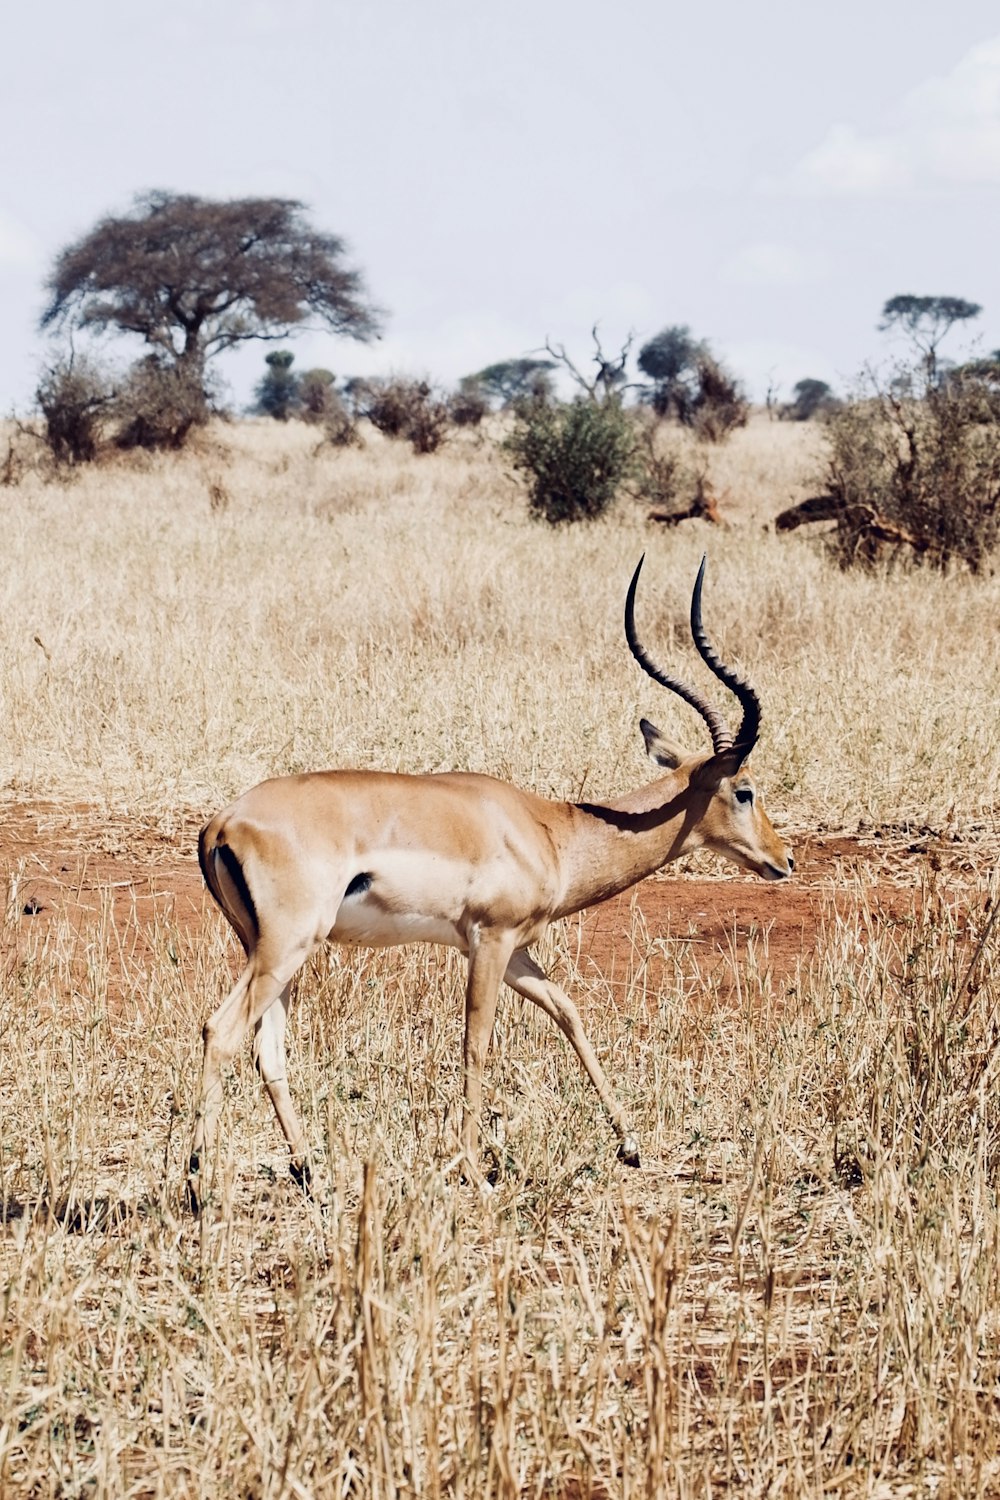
[
  {"x1": 448, "y1": 377, "x2": 490, "y2": 428},
  {"x1": 687, "y1": 352, "x2": 749, "y2": 442},
  {"x1": 810, "y1": 367, "x2": 1000, "y2": 572},
  {"x1": 35, "y1": 354, "x2": 115, "y2": 464},
  {"x1": 320, "y1": 394, "x2": 360, "y2": 448},
  {"x1": 358, "y1": 377, "x2": 450, "y2": 454},
  {"x1": 254, "y1": 350, "x2": 300, "y2": 421},
  {"x1": 297, "y1": 367, "x2": 334, "y2": 420},
  {"x1": 114, "y1": 356, "x2": 209, "y2": 451},
  {"x1": 291, "y1": 368, "x2": 357, "y2": 446},
  {"x1": 628, "y1": 411, "x2": 703, "y2": 518},
  {"x1": 503, "y1": 395, "x2": 639, "y2": 523}
]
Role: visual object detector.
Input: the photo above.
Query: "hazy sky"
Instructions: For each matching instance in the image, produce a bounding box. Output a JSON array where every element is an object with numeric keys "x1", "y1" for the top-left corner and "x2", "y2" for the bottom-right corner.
[{"x1": 3, "y1": 0, "x2": 999, "y2": 410}]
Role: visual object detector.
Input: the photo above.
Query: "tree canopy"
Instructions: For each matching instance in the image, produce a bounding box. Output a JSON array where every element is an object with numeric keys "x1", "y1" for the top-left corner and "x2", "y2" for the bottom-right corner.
[
  {"x1": 785, "y1": 378, "x2": 838, "y2": 421},
  {"x1": 878, "y1": 295, "x2": 981, "y2": 377},
  {"x1": 468, "y1": 358, "x2": 556, "y2": 407},
  {"x1": 40, "y1": 192, "x2": 382, "y2": 386},
  {"x1": 636, "y1": 324, "x2": 747, "y2": 438},
  {"x1": 636, "y1": 325, "x2": 703, "y2": 385}
]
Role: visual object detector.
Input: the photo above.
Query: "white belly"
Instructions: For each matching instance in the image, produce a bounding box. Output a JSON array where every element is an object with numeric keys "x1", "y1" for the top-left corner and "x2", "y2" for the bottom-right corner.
[{"x1": 330, "y1": 891, "x2": 464, "y2": 950}]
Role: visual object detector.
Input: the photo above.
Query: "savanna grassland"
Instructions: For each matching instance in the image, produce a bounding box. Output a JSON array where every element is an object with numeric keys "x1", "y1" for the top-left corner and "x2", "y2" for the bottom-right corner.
[{"x1": 1, "y1": 415, "x2": 999, "y2": 1497}]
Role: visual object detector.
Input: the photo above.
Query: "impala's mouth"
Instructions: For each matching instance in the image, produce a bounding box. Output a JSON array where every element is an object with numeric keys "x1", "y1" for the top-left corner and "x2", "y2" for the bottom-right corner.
[{"x1": 760, "y1": 858, "x2": 793, "y2": 881}]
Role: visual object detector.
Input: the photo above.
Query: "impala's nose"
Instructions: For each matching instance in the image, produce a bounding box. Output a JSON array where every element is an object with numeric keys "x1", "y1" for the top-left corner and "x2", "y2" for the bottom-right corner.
[{"x1": 761, "y1": 850, "x2": 793, "y2": 880}]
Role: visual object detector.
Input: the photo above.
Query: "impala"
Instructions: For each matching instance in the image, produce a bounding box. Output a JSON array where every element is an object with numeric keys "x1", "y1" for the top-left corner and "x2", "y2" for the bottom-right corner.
[{"x1": 188, "y1": 556, "x2": 791, "y2": 1206}]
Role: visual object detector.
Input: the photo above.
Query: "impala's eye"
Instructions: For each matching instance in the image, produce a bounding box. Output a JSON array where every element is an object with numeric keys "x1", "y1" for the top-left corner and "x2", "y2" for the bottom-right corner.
[{"x1": 735, "y1": 786, "x2": 754, "y2": 807}]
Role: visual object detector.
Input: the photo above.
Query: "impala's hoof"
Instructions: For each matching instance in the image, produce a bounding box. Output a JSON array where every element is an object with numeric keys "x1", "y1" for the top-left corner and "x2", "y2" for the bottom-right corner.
[
  {"x1": 290, "y1": 1158, "x2": 313, "y2": 1196},
  {"x1": 617, "y1": 1135, "x2": 641, "y2": 1169}
]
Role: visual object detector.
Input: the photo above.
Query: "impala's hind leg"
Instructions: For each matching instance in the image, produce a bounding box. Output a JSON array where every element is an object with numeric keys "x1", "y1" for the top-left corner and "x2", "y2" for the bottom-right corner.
[
  {"x1": 188, "y1": 933, "x2": 315, "y2": 1210},
  {"x1": 503, "y1": 949, "x2": 640, "y2": 1167},
  {"x1": 254, "y1": 990, "x2": 311, "y2": 1193}
]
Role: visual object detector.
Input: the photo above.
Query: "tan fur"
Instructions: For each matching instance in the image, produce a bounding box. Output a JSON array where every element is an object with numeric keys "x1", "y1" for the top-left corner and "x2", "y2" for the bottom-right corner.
[{"x1": 188, "y1": 737, "x2": 791, "y2": 1204}]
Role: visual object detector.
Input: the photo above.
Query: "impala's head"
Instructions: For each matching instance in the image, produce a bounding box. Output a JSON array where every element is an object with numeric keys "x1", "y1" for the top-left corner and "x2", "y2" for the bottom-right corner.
[{"x1": 626, "y1": 555, "x2": 793, "y2": 882}]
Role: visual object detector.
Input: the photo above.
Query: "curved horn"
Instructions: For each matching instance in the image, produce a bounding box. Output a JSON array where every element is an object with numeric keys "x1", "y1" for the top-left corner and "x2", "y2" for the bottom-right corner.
[
  {"x1": 624, "y1": 554, "x2": 733, "y2": 755},
  {"x1": 688, "y1": 555, "x2": 761, "y2": 758}
]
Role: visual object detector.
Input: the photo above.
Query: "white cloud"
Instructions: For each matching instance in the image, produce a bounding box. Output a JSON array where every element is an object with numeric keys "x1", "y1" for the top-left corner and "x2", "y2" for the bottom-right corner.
[
  {"x1": 721, "y1": 241, "x2": 829, "y2": 287},
  {"x1": 0, "y1": 215, "x2": 39, "y2": 269},
  {"x1": 783, "y1": 35, "x2": 1000, "y2": 195}
]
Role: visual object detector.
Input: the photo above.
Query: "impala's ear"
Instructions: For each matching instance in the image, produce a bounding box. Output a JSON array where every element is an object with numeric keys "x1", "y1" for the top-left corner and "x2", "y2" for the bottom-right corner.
[
  {"x1": 692, "y1": 746, "x2": 749, "y2": 789},
  {"x1": 640, "y1": 718, "x2": 687, "y2": 770}
]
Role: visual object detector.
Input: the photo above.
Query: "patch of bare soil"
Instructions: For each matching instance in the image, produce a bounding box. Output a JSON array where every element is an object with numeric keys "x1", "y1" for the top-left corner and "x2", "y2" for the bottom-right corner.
[
  {"x1": 572, "y1": 827, "x2": 991, "y2": 1003},
  {"x1": 1, "y1": 800, "x2": 990, "y2": 1007}
]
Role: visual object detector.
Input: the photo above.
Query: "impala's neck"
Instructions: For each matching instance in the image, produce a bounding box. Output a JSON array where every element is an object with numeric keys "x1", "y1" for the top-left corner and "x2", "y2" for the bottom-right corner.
[{"x1": 555, "y1": 768, "x2": 710, "y2": 917}]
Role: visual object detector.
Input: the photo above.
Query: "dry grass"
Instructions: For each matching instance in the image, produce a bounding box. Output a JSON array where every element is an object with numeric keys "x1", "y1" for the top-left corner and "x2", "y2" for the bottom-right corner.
[
  {"x1": 1, "y1": 417, "x2": 999, "y2": 1496},
  {"x1": 2, "y1": 872, "x2": 999, "y2": 1495},
  {"x1": 1, "y1": 415, "x2": 998, "y2": 833}
]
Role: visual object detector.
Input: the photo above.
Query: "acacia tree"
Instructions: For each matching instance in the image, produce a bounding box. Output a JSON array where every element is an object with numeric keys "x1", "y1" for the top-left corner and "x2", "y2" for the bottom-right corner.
[
  {"x1": 878, "y1": 295, "x2": 981, "y2": 381},
  {"x1": 40, "y1": 192, "x2": 382, "y2": 415},
  {"x1": 466, "y1": 358, "x2": 557, "y2": 407},
  {"x1": 784, "y1": 378, "x2": 838, "y2": 421},
  {"x1": 636, "y1": 324, "x2": 703, "y2": 404},
  {"x1": 636, "y1": 324, "x2": 748, "y2": 439}
]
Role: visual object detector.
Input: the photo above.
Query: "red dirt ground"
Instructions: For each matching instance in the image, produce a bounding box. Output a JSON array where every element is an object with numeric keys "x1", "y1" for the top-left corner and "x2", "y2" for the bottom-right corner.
[{"x1": 3, "y1": 800, "x2": 988, "y2": 1007}]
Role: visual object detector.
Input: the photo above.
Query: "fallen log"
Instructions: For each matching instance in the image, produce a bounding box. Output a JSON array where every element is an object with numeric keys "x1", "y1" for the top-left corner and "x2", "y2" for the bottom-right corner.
[
  {"x1": 774, "y1": 494, "x2": 845, "y2": 530},
  {"x1": 775, "y1": 495, "x2": 942, "y2": 560}
]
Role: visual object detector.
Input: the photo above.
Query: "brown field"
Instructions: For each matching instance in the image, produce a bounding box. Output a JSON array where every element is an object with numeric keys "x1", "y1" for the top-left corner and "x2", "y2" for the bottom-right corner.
[{"x1": 1, "y1": 415, "x2": 999, "y2": 1496}]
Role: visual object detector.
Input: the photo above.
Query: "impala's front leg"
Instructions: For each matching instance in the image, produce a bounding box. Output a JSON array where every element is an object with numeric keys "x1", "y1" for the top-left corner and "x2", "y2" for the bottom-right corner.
[
  {"x1": 504, "y1": 949, "x2": 640, "y2": 1167},
  {"x1": 461, "y1": 932, "x2": 516, "y2": 1170}
]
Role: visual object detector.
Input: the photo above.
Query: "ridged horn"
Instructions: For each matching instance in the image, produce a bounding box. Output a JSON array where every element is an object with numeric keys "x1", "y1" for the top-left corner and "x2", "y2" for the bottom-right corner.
[
  {"x1": 624, "y1": 554, "x2": 761, "y2": 760},
  {"x1": 625, "y1": 555, "x2": 732, "y2": 754},
  {"x1": 688, "y1": 555, "x2": 761, "y2": 758}
]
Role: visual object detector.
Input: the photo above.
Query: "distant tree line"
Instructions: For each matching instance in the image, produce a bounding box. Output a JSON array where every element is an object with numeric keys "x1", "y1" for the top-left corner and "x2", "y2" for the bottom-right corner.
[{"x1": 17, "y1": 188, "x2": 1000, "y2": 569}]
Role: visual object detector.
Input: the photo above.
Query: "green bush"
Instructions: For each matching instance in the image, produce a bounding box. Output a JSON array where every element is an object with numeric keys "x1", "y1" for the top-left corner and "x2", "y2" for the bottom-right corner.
[
  {"x1": 503, "y1": 396, "x2": 638, "y2": 523},
  {"x1": 253, "y1": 350, "x2": 300, "y2": 421}
]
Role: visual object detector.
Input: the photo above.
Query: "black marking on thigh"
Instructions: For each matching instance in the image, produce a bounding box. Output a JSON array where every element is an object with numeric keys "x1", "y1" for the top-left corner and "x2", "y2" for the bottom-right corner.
[
  {"x1": 217, "y1": 843, "x2": 260, "y2": 938},
  {"x1": 344, "y1": 872, "x2": 373, "y2": 898}
]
